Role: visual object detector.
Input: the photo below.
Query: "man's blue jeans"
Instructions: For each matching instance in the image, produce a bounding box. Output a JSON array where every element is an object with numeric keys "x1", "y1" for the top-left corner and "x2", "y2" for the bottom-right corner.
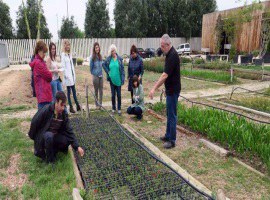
[
  {"x1": 51, "y1": 79, "x2": 63, "y2": 101},
  {"x1": 165, "y1": 93, "x2": 179, "y2": 143}
]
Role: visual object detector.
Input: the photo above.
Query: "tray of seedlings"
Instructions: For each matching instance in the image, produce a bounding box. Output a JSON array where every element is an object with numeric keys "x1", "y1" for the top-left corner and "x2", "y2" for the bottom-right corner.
[{"x1": 71, "y1": 111, "x2": 214, "y2": 200}]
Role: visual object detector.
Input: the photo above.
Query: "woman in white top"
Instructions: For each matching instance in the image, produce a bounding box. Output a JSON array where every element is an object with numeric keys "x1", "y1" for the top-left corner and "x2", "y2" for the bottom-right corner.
[
  {"x1": 61, "y1": 39, "x2": 81, "y2": 113},
  {"x1": 46, "y1": 42, "x2": 63, "y2": 101}
]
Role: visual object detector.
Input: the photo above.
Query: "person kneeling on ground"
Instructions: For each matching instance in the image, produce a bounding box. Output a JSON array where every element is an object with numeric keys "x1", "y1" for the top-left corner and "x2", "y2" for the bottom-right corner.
[
  {"x1": 28, "y1": 91, "x2": 84, "y2": 163},
  {"x1": 127, "y1": 75, "x2": 145, "y2": 120}
]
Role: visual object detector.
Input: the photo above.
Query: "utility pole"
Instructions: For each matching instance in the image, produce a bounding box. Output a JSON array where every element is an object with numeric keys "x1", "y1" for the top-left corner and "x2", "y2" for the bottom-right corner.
[
  {"x1": 66, "y1": 0, "x2": 69, "y2": 18},
  {"x1": 56, "y1": 14, "x2": 59, "y2": 38}
]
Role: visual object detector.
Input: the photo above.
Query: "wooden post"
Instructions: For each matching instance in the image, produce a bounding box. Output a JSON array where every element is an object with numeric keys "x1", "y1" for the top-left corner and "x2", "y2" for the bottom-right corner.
[{"x1": 230, "y1": 65, "x2": 233, "y2": 83}]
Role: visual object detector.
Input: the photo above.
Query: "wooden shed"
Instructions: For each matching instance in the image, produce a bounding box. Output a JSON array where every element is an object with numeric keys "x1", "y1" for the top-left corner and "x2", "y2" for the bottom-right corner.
[{"x1": 201, "y1": 1, "x2": 270, "y2": 54}]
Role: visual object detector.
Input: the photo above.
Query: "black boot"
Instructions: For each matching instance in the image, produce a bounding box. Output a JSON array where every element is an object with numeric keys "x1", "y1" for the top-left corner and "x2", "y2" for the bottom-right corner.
[
  {"x1": 70, "y1": 106, "x2": 76, "y2": 113},
  {"x1": 76, "y1": 104, "x2": 81, "y2": 112}
]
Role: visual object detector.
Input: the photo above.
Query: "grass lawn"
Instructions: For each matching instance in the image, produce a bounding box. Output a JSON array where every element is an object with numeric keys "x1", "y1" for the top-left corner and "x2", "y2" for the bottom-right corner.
[
  {"x1": 0, "y1": 118, "x2": 76, "y2": 200},
  {"x1": 221, "y1": 96, "x2": 270, "y2": 114}
]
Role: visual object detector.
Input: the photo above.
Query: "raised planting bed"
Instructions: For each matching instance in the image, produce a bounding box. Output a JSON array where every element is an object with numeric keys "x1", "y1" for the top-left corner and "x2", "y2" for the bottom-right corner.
[
  {"x1": 70, "y1": 111, "x2": 213, "y2": 200},
  {"x1": 217, "y1": 96, "x2": 270, "y2": 114},
  {"x1": 152, "y1": 102, "x2": 270, "y2": 174}
]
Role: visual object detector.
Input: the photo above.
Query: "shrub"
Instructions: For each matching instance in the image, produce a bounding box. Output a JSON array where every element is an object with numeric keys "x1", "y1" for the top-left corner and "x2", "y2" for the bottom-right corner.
[
  {"x1": 144, "y1": 57, "x2": 165, "y2": 73},
  {"x1": 252, "y1": 50, "x2": 260, "y2": 57},
  {"x1": 194, "y1": 58, "x2": 205, "y2": 65},
  {"x1": 77, "y1": 58, "x2": 83, "y2": 65},
  {"x1": 204, "y1": 61, "x2": 231, "y2": 70},
  {"x1": 181, "y1": 57, "x2": 192, "y2": 64}
]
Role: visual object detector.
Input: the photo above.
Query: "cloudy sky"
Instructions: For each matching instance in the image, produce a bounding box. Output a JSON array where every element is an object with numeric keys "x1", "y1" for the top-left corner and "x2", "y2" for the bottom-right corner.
[{"x1": 3, "y1": 0, "x2": 262, "y2": 40}]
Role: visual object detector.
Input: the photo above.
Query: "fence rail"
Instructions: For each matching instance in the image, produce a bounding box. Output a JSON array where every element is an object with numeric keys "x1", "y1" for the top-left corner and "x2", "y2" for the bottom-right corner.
[{"x1": 0, "y1": 38, "x2": 201, "y2": 64}]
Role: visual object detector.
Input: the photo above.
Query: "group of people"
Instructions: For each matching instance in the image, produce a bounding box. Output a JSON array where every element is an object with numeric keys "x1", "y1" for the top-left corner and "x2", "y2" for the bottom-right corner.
[
  {"x1": 30, "y1": 39, "x2": 81, "y2": 113},
  {"x1": 29, "y1": 34, "x2": 181, "y2": 164},
  {"x1": 91, "y1": 43, "x2": 145, "y2": 119}
]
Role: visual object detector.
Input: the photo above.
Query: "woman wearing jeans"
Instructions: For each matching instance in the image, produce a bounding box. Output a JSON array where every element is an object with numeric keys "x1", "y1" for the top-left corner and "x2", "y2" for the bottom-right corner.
[
  {"x1": 103, "y1": 44, "x2": 125, "y2": 115},
  {"x1": 46, "y1": 42, "x2": 63, "y2": 101},
  {"x1": 61, "y1": 39, "x2": 81, "y2": 114},
  {"x1": 90, "y1": 42, "x2": 103, "y2": 109}
]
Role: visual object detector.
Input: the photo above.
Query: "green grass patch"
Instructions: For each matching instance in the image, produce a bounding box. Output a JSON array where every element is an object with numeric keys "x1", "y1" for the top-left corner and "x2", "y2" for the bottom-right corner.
[
  {"x1": 0, "y1": 105, "x2": 30, "y2": 114},
  {"x1": 0, "y1": 119, "x2": 76, "y2": 200},
  {"x1": 152, "y1": 102, "x2": 270, "y2": 173},
  {"x1": 234, "y1": 65, "x2": 270, "y2": 72},
  {"x1": 144, "y1": 58, "x2": 237, "y2": 84},
  {"x1": 223, "y1": 97, "x2": 270, "y2": 113},
  {"x1": 265, "y1": 87, "x2": 270, "y2": 96},
  {"x1": 181, "y1": 69, "x2": 237, "y2": 84}
]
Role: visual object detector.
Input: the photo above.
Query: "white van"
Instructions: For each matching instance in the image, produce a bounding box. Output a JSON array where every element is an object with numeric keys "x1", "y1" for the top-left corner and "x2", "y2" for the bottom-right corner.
[{"x1": 176, "y1": 43, "x2": 190, "y2": 55}]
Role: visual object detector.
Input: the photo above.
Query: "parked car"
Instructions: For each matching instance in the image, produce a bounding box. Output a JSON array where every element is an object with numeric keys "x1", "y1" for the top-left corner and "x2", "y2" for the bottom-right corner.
[
  {"x1": 176, "y1": 43, "x2": 191, "y2": 55},
  {"x1": 145, "y1": 48, "x2": 156, "y2": 58},
  {"x1": 156, "y1": 47, "x2": 163, "y2": 57},
  {"x1": 137, "y1": 48, "x2": 147, "y2": 59}
]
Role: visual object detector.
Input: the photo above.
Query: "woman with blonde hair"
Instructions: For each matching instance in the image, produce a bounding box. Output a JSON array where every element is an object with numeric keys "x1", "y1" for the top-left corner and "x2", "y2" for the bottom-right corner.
[
  {"x1": 103, "y1": 44, "x2": 125, "y2": 115},
  {"x1": 61, "y1": 39, "x2": 81, "y2": 113}
]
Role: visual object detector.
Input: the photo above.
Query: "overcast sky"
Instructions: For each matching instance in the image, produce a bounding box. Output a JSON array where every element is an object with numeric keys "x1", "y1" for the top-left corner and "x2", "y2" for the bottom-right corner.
[{"x1": 3, "y1": 0, "x2": 263, "y2": 40}]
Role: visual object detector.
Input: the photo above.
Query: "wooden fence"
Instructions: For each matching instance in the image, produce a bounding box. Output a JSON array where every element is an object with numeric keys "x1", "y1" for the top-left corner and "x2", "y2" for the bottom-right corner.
[
  {"x1": 0, "y1": 41, "x2": 9, "y2": 69},
  {"x1": 0, "y1": 38, "x2": 201, "y2": 64}
]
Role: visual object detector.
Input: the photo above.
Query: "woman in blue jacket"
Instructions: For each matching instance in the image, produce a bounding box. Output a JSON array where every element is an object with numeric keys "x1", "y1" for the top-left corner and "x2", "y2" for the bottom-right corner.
[
  {"x1": 128, "y1": 45, "x2": 144, "y2": 104},
  {"x1": 90, "y1": 42, "x2": 103, "y2": 109},
  {"x1": 103, "y1": 44, "x2": 125, "y2": 115}
]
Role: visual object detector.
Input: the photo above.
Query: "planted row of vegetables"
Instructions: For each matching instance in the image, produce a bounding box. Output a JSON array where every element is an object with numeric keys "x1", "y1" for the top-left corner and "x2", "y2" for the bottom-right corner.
[
  {"x1": 152, "y1": 102, "x2": 270, "y2": 173},
  {"x1": 144, "y1": 59, "x2": 236, "y2": 84},
  {"x1": 71, "y1": 111, "x2": 213, "y2": 200}
]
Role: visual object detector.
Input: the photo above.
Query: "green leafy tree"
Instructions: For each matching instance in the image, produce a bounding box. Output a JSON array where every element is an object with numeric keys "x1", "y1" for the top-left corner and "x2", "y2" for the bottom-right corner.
[
  {"x1": 16, "y1": 0, "x2": 51, "y2": 39},
  {"x1": 0, "y1": 0, "x2": 14, "y2": 39},
  {"x1": 59, "y1": 16, "x2": 84, "y2": 39},
  {"x1": 85, "y1": 0, "x2": 111, "y2": 37},
  {"x1": 114, "y1": 0, "x2": 147, "y2": 37}
]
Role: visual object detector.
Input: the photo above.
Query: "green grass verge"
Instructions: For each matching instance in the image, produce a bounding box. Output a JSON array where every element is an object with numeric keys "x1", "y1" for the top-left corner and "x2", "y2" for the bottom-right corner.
[
  {"x1": 181, "y1": 69, "x2": 236, "y2": 84},
  {"x1": 223, "y1": 96, "x2": 270, "y2": 114},
  {"x1": 144, "y1": 59, "x2": 237, "y2": 84},
  {"x1": 152, "y1": 102, "x2": 270, "y2": 173},
  {"x1": 0, "y1": 105, "x2": 31, "y2": 114},
  {"x1": 0, "y1": 119, "x2": 76, "y2": 200}
]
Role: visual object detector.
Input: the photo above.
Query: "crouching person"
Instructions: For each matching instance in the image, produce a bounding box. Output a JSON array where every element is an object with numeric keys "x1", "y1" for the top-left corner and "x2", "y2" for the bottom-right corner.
[
  {"x1": 28, "y1": 91, "x2": 84, "y2": 163},
  {"x1": 127, "y1": 75, "x2": 145, "y2": 120}
]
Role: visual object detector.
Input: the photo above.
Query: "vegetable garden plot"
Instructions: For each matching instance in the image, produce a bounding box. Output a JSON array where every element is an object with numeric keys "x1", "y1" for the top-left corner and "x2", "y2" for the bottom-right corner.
[{"x1": 71, "y1": 111, "x2": 213, "y2": 200}]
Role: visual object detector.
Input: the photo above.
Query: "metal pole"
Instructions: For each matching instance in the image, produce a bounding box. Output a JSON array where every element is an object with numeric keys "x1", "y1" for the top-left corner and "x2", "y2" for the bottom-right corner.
[{"x1": 66, "y1": 0, "x2": 69, "y2": 18}]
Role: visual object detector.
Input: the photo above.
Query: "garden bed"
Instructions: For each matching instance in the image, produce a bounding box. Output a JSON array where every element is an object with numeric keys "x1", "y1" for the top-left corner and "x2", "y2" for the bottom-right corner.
[
  {"x1": 70, "y1": 111, "x2": 214, "y2": 200},
  {"x1": 151, "y1": 102, "x2": 270, "y2": 174}
]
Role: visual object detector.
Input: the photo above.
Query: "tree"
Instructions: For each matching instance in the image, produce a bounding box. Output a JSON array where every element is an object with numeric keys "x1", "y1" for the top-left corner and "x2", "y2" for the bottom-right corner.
[
  {"x1": 0, "y1": 0, "x2": 14, "y2": 39},
  {"x1": 59, "y1": 16, "x2": 84, "y2": 39},
  {"x1": 114, "y1": 0, "x2": 147, "y2": 38},
  {"x1": 114, "y1": 0, "x2": 216, "y2": 38},
  {"x1": 16, "y1": 0, "x2": 52, "y2": 39},
  {"x1": 85, "y1": 0, "x2": 111, "y2": 38}
]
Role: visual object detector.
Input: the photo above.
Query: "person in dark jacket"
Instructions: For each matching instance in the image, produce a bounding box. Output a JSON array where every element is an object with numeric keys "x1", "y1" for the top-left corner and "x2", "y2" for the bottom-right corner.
[
  {"x1": 28, "y1": 91, "x2": 84, "y2": 163},
  {"x1": 149, "y1": 34, "x2": 181, "y2": 149},
  {"x1": 103, "y1": 44, "x2": 125, "y2": 116},
  {"x1": 29, "y1": 41, "x2": 53, "y2": 110},
  {"x1": 128, "y1": 45, "x2": 144, "y2": 104}
]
